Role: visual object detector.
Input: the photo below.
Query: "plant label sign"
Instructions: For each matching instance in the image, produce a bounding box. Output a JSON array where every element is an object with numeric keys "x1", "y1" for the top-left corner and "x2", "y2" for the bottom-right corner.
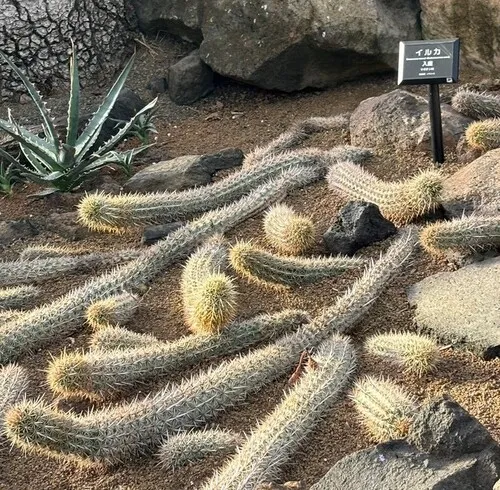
[{"x1": 398, "y1": 39, "x2": 460, "y2": 85}]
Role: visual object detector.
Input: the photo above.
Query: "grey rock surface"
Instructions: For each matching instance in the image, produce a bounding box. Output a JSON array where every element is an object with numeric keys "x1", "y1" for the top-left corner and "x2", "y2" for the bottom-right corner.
[
  {"x1": 0, "y1": 219, "x2": 38, "y2": 246},
  {"x1": 141, "y1": 222, "x2": 184, "y2": 246}
]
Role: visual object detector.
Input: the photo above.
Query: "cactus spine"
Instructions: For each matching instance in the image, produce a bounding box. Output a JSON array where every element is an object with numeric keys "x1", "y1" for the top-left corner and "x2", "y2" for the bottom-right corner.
[
  {"x1": 19, "y1": 244, "x2": 86, "y2": 260},
  {"x1": 0, "y1": 285, "x2": 40, "y2": 309},
  {"x1": 86, "y1": 293, "x2": 138, "y2": 330},
  {"x1": 0, "y1": 168, "x2": 318, "y2": 365},
  {"x1": 263, "y1": 204, "x2": 316, "y2": 255},
  {"x1": 78, "y1": 147, "x2": 370, "y2": 232},
  {"x1": 351, "y1": 376, "x2": 418, "y2": 442},
  {"x1": 158, "y1": 429, "x2": 243, "y2": 470},
  {"x1": 365, "y1": 331, "x2": 439, "y2": 376},
  {"x1": 5, "y1": 230, "x2": 415, "y2": 463},
  {"x1": 0, "y1": 364, "x2": 29, "y2": 436},
  {"x1": 465, "y1": 119, "x2": 500, "y2": 151},
  {"x1": 230, "y1": 241, "x2": 365, "y2": 287},
  {"x1": 420, "y1": 215, "x2": 500, "y2": 257},
  {"x1": 202, "y1": 335, "x2": 356, "y2": 490},
  {"x1": 48, "y1": 310, "x2": 310, "y2": 400},
  {"x1": 328, "y1": 161, "x2": 443, "y2": 225},
  {"x1": 451, "y1": 90, "x2": 500, "y2": 120},
  {"x1": 90, "y1": 326, "x2": 163, "y2": 351}
]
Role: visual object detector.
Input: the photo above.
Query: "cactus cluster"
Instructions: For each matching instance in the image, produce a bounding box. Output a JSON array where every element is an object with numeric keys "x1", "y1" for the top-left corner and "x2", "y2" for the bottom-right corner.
[
  {"x1": 202, "y1": 335, "x2": 356, "y2": 489},
  {"x1": 328, "y1": 161, "x2": 443, "y2": 225},
  {"x1": 86, "y1": 293, "x2": 138, "y2": 330},
  {"x1": 263, "y1": 204, "x2": 316, "y2": 255},
  {"x1": 451, "y1": 89, "x2": 500, "y2": 120},
  {"x1": 351, "y1": 376, "x2": 418, "y2": 442},
  {"x1": 230, "y1": 241, "x2": 365, "y2": 287},
  {"x1": 0, "y1": 285, "x2": 40, "y2": 309},
  {"x1": 420, "y1": 214, "x2": 500, "y2": 257},
  {"x1": 0, "y1": 364, "x2": 29, "y2": 436},
  {"x1": 465, "y1": 119, "x2": 500, "y2": 151},
  {"x1": 19, "y1": 244, "x2": 86, "y2": 260},
  {"x1": 90, "y1": 326, "x2": 162, "y2": 351}
]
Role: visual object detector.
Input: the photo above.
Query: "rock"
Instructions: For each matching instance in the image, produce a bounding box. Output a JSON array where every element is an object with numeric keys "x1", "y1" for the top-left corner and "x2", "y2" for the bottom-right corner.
[
  {"x1": 168, "y1": 50, "x2": 214, "y2": 105},
  {"x1": 146, "y1": 76, "x2": 168, "y2": 95},
  {"x1": 44, "y1": 212, "x2": 90, "y2": 242},
  {"x1": 131, "y1": 0, "x2": 421, "y2": 92},
  {"x1": 93, "y1": 175, "x2": 122, "y2": 195},
  {"x1": 311, "y1": 397, "x2": 500, "y2": 490},
  {"x1": 442, "y1": 149, "x2": 500, "y2": 217},
  {"x1": 141, "y1": 222, "x2": 184, "y2": 245},
  {"x1": 420, "y1": 0, "x2": 500, "y2": 75},
  {"x1": 124, "y1": 148, "x2": 243, "y2": 193},
  {"x1": 407, "y1": 257, "x2": 500, "y2": 359},
  {"x1": 350, "y1": 89, "x2": 473, "y2": 152},
  {"x1": 456, "y1": 136, "x2": 482, "y2": 166},
  {"x1": 323, "y1": 202, "x2": 397, "y2": 256},
  {"x1": 0, "y1": 219, "x2": 38, "y2": 246}
]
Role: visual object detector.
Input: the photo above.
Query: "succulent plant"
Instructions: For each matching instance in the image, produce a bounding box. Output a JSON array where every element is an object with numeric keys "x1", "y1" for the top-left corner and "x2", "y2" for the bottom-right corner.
[
  {"x1": 0, "y1": 364, "x2": 29, "y2": 436},
  {"x1": 327, "y1": 161, "x2": 443, "y2": 225},
  {"x1": 451, "y1": 89, "x2": 500, "y2": 120},
  {"x1": 18, "y1": 244, "x2": 87, "y2": 260},
  {"x1": 86, "y1": 293, "x2": 138, "y2": 330},
  {"x1": 465, "y1": 119, "x2": 500, "y2": 151},
  {"x1": 0, "y1": 285, "x2": 40, "y2": 309},
  {"x1": 230, "y1": 241, "x2": 365, "y2": 287},
  {"x1": 365, "y1": 331, "x2": 439, "y2": 376},
  {"x1": 202, "y1": 335, "x2": 356, "y2": 489},
  {"x1": 90, "y1": 326, "x2": 163, "y2": 351},
  {"x1": 420, "y1": 215, "x2": 500, "y2": 257},
  {"x1": 351, "y1": 376, "x2": 418, "y2": 442},
  {"x1": 263, "y1": 204, "x2": 316, "y2": 255},
  {"x1": 0, "y1": 148, "x2": 21, "y2": 195},
  {"x1": 158, "y1": 429, "x2": 243, "y2": 470}
]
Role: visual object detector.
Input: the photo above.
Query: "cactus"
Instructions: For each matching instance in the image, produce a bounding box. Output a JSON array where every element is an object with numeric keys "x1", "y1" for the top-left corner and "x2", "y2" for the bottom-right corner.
[
  {"x1": 19, "y1": 244, "x2": 86, "y2": 261},
  {"x1": 0, "y1": 310, "x2": 21, "y2": 323},
  {"x1": 420, "y1": 215, "x2": 500, "y2": 257},
  {"x1": 327, "y1": 161, "x2": 443, "y2": 225},
  {"x1": 86, "y1": 293, "x2": 138, "y2": 330},
  {"x1": 48, "y1": 310, "x2": 310, "y2": 400},
  {"x1": 263, "y1": 204, "x2": 316, "y2": 255},
  {"x1": 202, "y1": 335, "x2": 356, "y2": 490},
  {"x1": 351, "y1": 376, "x2": 418, "y2": 442},
  {"x1": 0, "y1": 167, "x2": 319, "y2": 365},
  {"x1": 158, "y1": 429, "x2": 243, "y2": 470},
  {"x1": 365, "y1": 331, "x2": 439, "y2": 376},
  {"x1": 5, "y1": 229, "x2": 415, "y2": 463},
  {"x1": 0, "y1": 285, "x2": 40, "y2": 309},
  {"x1": 90, "y1": 326, "x2": 163, "y2": 351},
  {"x1": 451, "y1": 90, "x2": 500, "y2": 120},
  {"x1": 78, "y1": 147, "x2": 371, "y2": 233},
  {"x1": 230, "y1": 241, "x2": 365, "y2": 287},
  {"x1": 0, "y1": 364, "x2": 29, "y2": 436},
  {"x1": 0, "y1": 250, "x2": 140, "y2": 287},
  {"x1": 465, "y1": 119, "x2": 500, "y2": 151}
]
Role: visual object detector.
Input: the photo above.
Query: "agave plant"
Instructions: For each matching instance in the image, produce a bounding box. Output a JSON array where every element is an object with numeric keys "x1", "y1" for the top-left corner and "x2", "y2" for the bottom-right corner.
[
  {"x1": 0, "y1": 47, "x2": 157, "y2": 194},
  {"x1": 0, "y1": 148, "x2": 21, "y2": 195}
]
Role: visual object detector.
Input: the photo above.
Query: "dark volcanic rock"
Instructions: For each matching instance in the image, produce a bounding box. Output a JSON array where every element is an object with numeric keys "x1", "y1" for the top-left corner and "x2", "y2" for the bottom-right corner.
[
  {"x1": 0, "y1": 219, "x2": 38, "y2": 246},
  {"x1": 141, "y1": 222, "x2": 184, "y2": 245}
]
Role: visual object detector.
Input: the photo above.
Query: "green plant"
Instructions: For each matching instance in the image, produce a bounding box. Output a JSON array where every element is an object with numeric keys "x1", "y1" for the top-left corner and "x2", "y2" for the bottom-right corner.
[
  {"x1": 4, "y1": 230, "x2": 415, "y2": 463},
  {"x1": 0, "y1": 167, "x2": 319, "y2": 364},
  {"x1": 420, "y1": 215, "x2": 500, "y2": 257},
  {"x1": 0, "y1": 364, "x2": 29, "y2": 436},
  {"x1": 0, "y1": 285, "x2": 40, "y2": 309},
  {"x1": 126, "y1": 108, "x2": 158, "y2": 145},
  {"x1": 0, "y1": 47, "x2": 157, "y2": 194},
  {"x1": 48, "y1": 310, "x2": 309, "y2": 400},
  {"x1": 78, "y1": 147, "x2": 371, "y2": 233},
  {"x1": 0, "y1": 148, "x2": 21, "y2": 195},
  {"x1": 86, "y1": 293, "x2": 138, "y2": 330},
  {"x1": 351, "y1": 376, "x2": 418, "y2": 442},
  {"x1": 451, "y1": 90, "x2": 500, "y2": 120},
  {"x1": 328, "y1": 161, "x2": 443, "y2": 225},
  {"x1": 90, "y1": 326, "x2": 163, "y2": 351},
  {"x1": 365, "y1": 331, "x2": 439, "y2": 376},
  {"x1": 465, "y1": 119, "x2": 500, "y2": 151},
  {"x1": 230, "y1": 241, "x2": 365, "y2": 287},
  {"x1": 105, "y1": 145, "x2": 152, "y2": 177},
  {"x1": 263, "y1": 203, "x2": 316, "y2": 255}
]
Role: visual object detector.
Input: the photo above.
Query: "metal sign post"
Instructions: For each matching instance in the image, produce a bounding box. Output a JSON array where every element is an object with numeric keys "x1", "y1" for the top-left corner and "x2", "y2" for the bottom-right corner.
[{"x1": 398, "y1": 39, "x2": 460, "y2": 166}]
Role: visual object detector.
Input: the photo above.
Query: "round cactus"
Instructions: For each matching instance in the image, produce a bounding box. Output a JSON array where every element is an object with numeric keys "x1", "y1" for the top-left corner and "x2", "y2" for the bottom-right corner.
[
  {"x1": 86, "y1": 293, "x2": 138, "y2": 331},
  {"x1": 465, "y1": 119, "x2": 500, "y2": 151},
  {"x1": 451, "y1": 89, "x2": 500, "y2": 120}
]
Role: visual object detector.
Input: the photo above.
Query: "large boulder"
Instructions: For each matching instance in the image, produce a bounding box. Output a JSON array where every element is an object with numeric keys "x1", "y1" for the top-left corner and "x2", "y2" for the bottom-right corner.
[
  {"x1": 420, "y1": 0, "x2": 500, "y2": 76},
  {"x1": 350, "y1": 89, "x2": 472, "y2": 152},
  {"x1": 131, "y1": 0, "x2": 421, "y2": 92}
]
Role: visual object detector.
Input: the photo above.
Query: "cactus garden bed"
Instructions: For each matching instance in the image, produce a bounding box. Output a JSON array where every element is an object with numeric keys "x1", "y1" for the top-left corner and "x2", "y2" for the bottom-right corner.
[{"x1": 1, "y1": 45, "x2": 499, "y2": 490}]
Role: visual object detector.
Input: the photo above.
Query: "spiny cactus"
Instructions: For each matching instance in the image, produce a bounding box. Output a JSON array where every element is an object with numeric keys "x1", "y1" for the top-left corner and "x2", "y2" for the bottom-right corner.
[
  {"x1": 0, "y1": 364, "x2": 29, "y2": 436},
  {"x1": 451, "y1": 90, "x2": 500, "y2": 120},
  {"x1": 420, "y1": 215, "x2": 500, "y2": 257},
  {"x1": 351, "y1": 376, "x2": 418, "y2": 442},
  {"x1": 0, "y1": 250, "x2": 140, "y2": 287},
  {"x1": 78, "y1": 147, "x2": 371, "y2": 232},
  {"x1": 19, "y1": 244, "x2": 86, "y2": 261},
  {"x1": 328, "y1": 161, "x2": 443, "y2": 225},
  {"x1": 465, "y1": 119, "x2": 500, "y2": 151},
  {"x1": 202, "y1": 335, "x2": 356, "y2": 490},
  {"x1": 0, "y1": 310, "x2": 21, "y2": 323},
  {"x1": 0, "y1": 167, "x2": 319, "y2": 365},
  {"x1": 0, "y1": 285, "x2": 40, "y2": 309},
  {"x1": 158, "y1": 429, "x2": 243, "y2": 470},
  {"x1": 48, "y1": 310, "x2": 310, "y2": 400},
  {"x1": 90, "y1": 326, "x2": 163, "y2": 351},
  {"x1": 230, "y1": 241, "x2": 365, "y2": 287},
  {"x1": 263, "y1": 204, "x2": 316, "y2": 255},
  {"x1": 5, "y1": 230, "x2": 415, "y2": 463},
  {"x1": 365, "y1": 331, "x2": 439, "y2": 376},
  {"x1": 86, "y1": 293, "x2": 138, "y2": 331}
]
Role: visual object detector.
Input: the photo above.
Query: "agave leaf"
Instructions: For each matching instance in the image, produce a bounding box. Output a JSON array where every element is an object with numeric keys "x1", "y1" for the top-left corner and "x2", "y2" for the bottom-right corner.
[
  {"x1": 43, "y1": 171, "x2": 65, "y2": 181},
  {"x1": 66, "y1": 41, "x2": 80, "y2": 148},
  {"x1": 0, "y1": 147, "x2": 19, "y2": 166},
  {"x1": 0, "y1": 51, "x2": 59, "y2": 148},
  {"x1": 19, "y1": 144, "x2": 52, "y2": 175},
  {"x1": 74, "y1": 53, "x2": 136, "y2": 159},
  {"x1": 28, "y1": 188, "x2": 60, "y2": 197}
]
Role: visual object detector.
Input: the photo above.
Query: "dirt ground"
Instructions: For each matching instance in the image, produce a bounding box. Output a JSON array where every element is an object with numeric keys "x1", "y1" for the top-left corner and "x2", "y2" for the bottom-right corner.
[{"x1": 0, "y1": 38, "x2": 499, "y2": 490}]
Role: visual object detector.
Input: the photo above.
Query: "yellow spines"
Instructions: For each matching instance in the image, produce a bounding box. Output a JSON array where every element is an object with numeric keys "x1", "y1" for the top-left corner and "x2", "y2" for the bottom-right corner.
[
  {"x1": 465, "y1": 119, "x2": 500, "y2": 151},
  {"x1": 86, "y1": 293, "x2": 138, "y2": 330}
]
